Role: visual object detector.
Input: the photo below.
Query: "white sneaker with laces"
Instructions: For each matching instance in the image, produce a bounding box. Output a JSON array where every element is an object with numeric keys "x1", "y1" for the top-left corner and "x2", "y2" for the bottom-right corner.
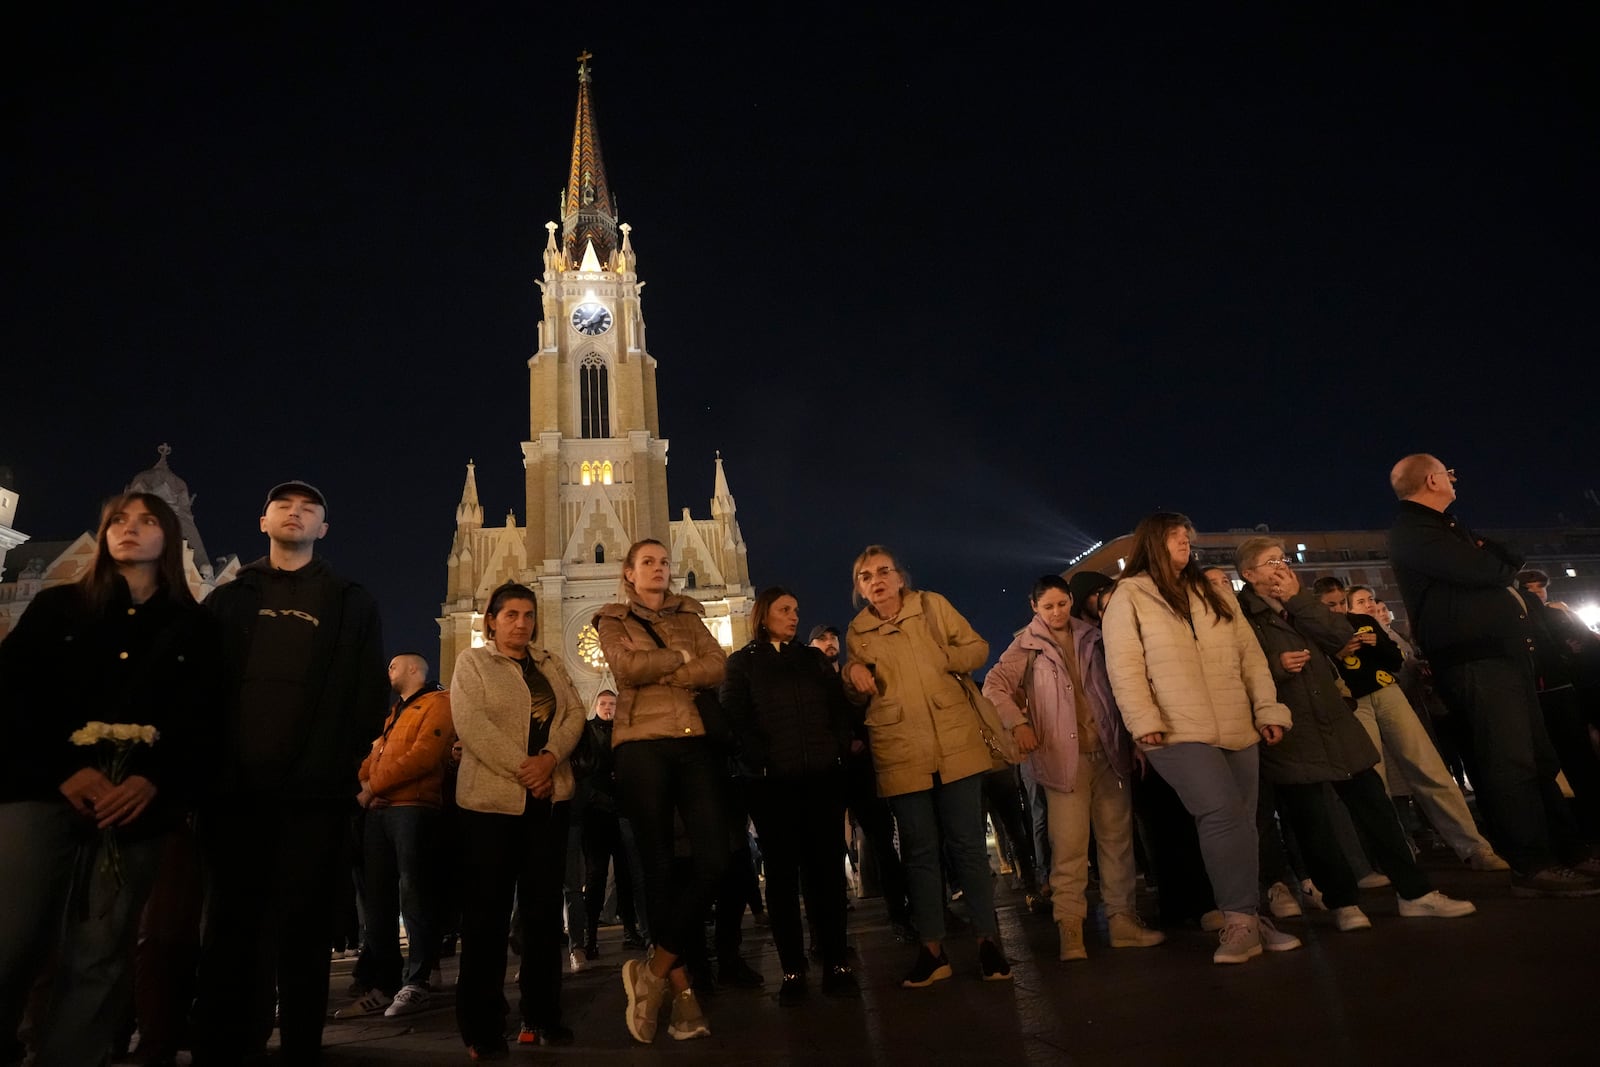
[
  {"x1": 1258, "y1": 916, "x2": 1303, "y2": 952},
  {"x1": 383, "y1": 983, "x2": 431, "y2": 1017},
  {"x1": 335, "y1": 988, "x2": 393, "y2": 1018},
  {"x1": 1266, "y1": 881, "x2": 1303, "y2": 918},
  {"x1": 1333, "y1": 905, "x2": 1372, "y2": 932},
  {"x1": 1397, "y1": 890, "x2": 1476, "y2": 918},
  {"x1": 1212, "y1": 915, "x2": 1262, "y2": 965}
]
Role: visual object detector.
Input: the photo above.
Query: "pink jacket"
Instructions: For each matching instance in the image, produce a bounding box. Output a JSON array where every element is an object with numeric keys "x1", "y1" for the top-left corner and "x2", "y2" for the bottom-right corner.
[{"x1": 983, "y1": 616, "x2": 1132, "y2": 792}]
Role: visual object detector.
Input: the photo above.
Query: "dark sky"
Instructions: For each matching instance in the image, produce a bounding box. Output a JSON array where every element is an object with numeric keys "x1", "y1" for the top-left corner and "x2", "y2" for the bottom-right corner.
[{"x1": 6, "y1": 3, "x2": 1598, "y2": 667}]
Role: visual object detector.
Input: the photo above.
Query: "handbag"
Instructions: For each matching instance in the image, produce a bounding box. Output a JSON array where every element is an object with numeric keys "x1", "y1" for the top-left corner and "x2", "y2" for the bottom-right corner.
[
  {"x1": 627, "y1": 611, "x2": 734, "y2": 749},
  {"x1": 957, "y1": 672, "x2": 1024, "y2": 767}
]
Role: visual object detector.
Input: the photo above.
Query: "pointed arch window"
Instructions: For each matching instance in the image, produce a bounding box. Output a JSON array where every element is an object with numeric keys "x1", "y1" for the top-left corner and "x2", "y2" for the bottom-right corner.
[
  {"x1": 580, "y1": 461, "x2": 593, "y2": 486},
  {"x1": 594, "y1": 543, "x2": 605, "y2": 564},
  {"x1": 601, "y1": 460, "x2": 614, "y2": 485},
  {"x1": 686, "y1": 571, "x2": 698, "y2": 590},
  {"x1": 580, "y1": 353, "x2": 610, "y2": 439}
]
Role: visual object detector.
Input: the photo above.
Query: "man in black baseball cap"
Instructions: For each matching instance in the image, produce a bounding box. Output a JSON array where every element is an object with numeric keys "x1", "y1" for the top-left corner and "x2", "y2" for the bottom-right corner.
[
  {"x1": 264, "y1": 480, "x2": 328, "y2": 517},
  {"x1": 807, "y1": 624, "x2": 841, "y2": 669}
]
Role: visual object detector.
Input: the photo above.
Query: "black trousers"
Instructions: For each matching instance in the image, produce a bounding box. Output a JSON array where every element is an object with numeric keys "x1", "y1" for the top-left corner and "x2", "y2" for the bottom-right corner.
[
  {"x1": 982, "y1": 766, "x2": 1038, "y2": 889},
  {"x1": 1132, "y1": 766, "x2": 1216, "y2": 925},
  {"x1": 845, "y1": 754, "x2": 910, "y2": 924},
  {"x1": 1275, "y1": 769, "x2": 1431, "y2": 909},
  {"x1": 580, "y1": 806, "x2": 636, "y2": 943},
  {"x1": 192, "y1": 798, "x2": 348, "y2": 1063},
  {"x1": 749, "y1": 773, "x2": 848, "y2": 974},
  {"x1": 613, "y1": 738, "x2": 729, "y2": 965},
  {"x1": 714, "y1": 777, "x2": 761, "y2": 955},
  {"x1": 455, "y1": 799, "x2": 569, "y2": 1047},
  {"x1": 1539, "y1": 685, "x2": 1600, "y2": 838}
]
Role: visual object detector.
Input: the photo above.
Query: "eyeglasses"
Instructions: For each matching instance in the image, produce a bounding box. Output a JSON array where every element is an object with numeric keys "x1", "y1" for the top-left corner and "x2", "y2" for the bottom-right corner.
[
  {"x1": 856, "y1": 564, "x2": 897, "y2": 583},
  {"x1": 1432, "y1": 468, "x2": 1458, "y2": 483},
  {"x1": 1247, "y1": 558, "x2": 1294, "y2": 571}
]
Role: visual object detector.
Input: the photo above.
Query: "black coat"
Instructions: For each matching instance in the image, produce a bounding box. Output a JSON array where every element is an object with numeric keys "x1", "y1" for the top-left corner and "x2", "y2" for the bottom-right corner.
[
  {"x1": 0, "y1": 579, "x2": 222, "y2": 833},
  {"x1": 1238, "y1": 586, "x2": 1379, "y2": 786},
  {"x1": 1388, "y1": 500, "x2": 1536, "y2": 668},
  {"x1": 719, "y1": 640, "x2": 852, "y2": 780},
  {"x1": 205, "y1": 557, "x2": 388, "y2": 802}
]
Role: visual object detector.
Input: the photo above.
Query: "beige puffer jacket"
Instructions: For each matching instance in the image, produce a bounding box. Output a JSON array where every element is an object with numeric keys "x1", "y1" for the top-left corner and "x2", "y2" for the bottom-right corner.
[
  {"x1": 451, "y1": 644, "x2": 585, "y2": 814},
  {"x1": 594, "y1": 593, "x2": 727, "y2": 745},
  {"x1": 1101, "y1": 574, "x2": 1291, "y2": 751},
  {"x1": 845, "y1": 590, "x2": 992, "y2": 798}
]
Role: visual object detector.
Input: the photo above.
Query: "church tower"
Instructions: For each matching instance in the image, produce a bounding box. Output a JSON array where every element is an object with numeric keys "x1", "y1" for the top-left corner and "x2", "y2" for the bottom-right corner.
[{"x1": 439, "y1": 55, "x2": 753, "y2": 694}]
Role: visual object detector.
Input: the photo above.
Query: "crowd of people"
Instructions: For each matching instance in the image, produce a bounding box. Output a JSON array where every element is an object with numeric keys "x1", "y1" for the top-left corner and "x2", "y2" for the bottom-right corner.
[{"x1": 3, "y1": 452, "x2": 1599, "y2": 1064}]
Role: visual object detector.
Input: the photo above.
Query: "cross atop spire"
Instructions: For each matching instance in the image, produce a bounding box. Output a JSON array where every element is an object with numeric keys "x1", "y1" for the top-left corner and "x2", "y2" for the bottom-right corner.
[{"x1": 563, "y1": 52, "x2": 616, "y2": 270}]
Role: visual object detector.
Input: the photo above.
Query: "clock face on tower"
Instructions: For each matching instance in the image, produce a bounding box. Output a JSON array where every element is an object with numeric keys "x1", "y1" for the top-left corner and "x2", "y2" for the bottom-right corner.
[{"x1": 570, "y1": 302, "x2": 613, "y2": 336}]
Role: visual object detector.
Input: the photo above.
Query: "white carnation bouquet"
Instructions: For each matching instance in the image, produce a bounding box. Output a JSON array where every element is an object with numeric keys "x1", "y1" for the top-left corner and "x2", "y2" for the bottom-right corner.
[{"x1": 69, "y1": 720, "x2": 161, "y2": 889}]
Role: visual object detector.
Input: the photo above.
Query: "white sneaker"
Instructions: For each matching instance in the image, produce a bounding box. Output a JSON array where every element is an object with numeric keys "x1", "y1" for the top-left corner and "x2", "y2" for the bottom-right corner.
[
  {"x1": 1397, "y1": 890, "x2": 1476, "y2": 918},
  {"x1": 1212, "y1": 915, "x2": 1262, "y2": 964},
  {"x1": 334, "y1": 988, "x2": 392, "y2": 1018},
  {"x1": 1266, "y1": 881, "x2": 1303, "y2": 918},
  {"x1": 1299, "y1": 879, "x2": 1327, "y2": 911},
  {"x1": 383, "y1": 984, "x2": 430, "y2": 1017},
  {"x1": 1333, "y1": 905, "x2": 1372, "y2": 932},
  {"x1": 1258, "y1": 916, "x2": 1302, "y2": 952},
  {"x1": 1357, "y1": 872, "x2": 1392, "y2": 889}
]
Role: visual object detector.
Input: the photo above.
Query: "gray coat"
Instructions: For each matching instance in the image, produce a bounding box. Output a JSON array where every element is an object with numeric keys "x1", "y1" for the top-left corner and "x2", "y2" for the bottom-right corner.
[{"x1": 1237, "y1": 587, "x2": 1379, "y2": 786}]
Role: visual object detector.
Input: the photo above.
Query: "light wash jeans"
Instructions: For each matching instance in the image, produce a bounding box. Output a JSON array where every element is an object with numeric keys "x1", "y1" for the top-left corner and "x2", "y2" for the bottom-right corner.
[{"x1": 888, "y1": 772, "x2": 995, "y2": 941}]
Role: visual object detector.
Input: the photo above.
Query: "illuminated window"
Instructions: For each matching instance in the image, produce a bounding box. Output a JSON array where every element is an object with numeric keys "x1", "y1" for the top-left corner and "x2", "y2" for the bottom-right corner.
[
  {"x1": 576, "y1": 623, "x2": 608, "y2": 670},
  {"x1": 580, "y1": 461, "x2": 592, "y2": 486},
  {"x1": 580, "y1": 353, "x2": 610, "y2": 438},
  {"x1": 601, "y1": 460, "x2": 613, "y2": 485}
]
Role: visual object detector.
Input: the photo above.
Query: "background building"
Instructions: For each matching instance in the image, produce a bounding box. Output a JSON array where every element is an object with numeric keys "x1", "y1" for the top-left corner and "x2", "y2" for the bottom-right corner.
[{"x1": 437, "y1": 57, "x2": 754, "y2": 698}]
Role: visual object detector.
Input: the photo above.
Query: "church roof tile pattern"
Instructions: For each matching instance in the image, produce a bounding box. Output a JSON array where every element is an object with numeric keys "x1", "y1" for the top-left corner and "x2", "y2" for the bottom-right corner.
[{"x1": 563, "y1": 53, "x2": 617, "y2": 270}]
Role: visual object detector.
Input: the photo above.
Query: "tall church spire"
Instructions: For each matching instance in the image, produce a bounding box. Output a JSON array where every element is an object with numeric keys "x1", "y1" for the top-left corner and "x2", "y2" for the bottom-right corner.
[
  {"x1": 562, "y1": 52, "x2": 617, "y2": 270},
  {"x1": 456, "y1": 460, "x2": 484, "y2": 529},
  {"x1": 711, "y1": 451, "x2": 737, "y2": 519}
]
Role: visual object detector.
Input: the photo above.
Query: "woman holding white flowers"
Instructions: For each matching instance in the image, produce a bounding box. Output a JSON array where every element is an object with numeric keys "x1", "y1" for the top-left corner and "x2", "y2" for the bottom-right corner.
[{"x1": 0, "y1": 491, "x2": 220, "y2": 1067}]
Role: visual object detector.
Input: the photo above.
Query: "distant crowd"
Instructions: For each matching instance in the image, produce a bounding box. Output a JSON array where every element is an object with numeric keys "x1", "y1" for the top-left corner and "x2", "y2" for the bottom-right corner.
[{"x1": 3, "y1": 452, "x2": 1598, "y2": 1065}]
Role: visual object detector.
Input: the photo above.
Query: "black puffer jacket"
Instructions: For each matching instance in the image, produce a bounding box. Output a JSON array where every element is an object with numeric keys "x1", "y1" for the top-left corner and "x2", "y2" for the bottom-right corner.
[
  {"x1": 719, "y1": 640, "x2": 852, "y2": 780},
  {"x1": 1238, "y1": 586, "x2": 1379, "y2": 786},
  {"x1": 0, "y1": 579, "x2": 222, "y2": 834},
  {"x1": 1388, "y1": 501, "x2": 1535, "y2": 668}
]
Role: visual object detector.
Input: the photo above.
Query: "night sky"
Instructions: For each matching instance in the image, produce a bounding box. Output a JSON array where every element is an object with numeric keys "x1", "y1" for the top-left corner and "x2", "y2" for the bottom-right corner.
[{"x1": 6, "y1": 4, "x2": 1598, "y2": 668}]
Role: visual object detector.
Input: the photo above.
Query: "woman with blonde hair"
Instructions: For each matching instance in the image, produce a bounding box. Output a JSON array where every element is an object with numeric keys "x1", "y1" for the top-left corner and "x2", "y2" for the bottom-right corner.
[
  {"x1": 596, "y1": 539, "x2": 728, "y2": 1044},
  {"x1": 842, "y1": 545, "x2": 1011, "y2": 988},
  {"x1": 452, "y1": 581, "x2": 585, "y2": 1058},
  {"x1": 1100, "y1": 513, "x2": 1297, "y2": 964}
]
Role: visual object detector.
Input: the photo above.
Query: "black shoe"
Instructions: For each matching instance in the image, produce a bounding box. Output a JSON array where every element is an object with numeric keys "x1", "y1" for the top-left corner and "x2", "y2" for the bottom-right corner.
[
  {"x1": 978, "y1": 939, "x2": 1012, "y2": 981},
  {"x1": 822, "y1": 964, "x2": 861, "y2": 999},
  {"x1": 778, "y1": 972, "x2": 808, "y2": 1006},
  {"x1": 621, "y1": 929, "x2": 647, "y2": 950},
  {"x1": 583, "y1": 940, "x2": 599, "y2": 961},
  {"x1": 519, "y1": 1023, "x2": 573, "y2": 1046},
  {"x1": 717, "y1": 954, "x2": 765, "y2": 988},
  {"x1": 900, "y1": 946, "x2": 953, "y2": 989}
]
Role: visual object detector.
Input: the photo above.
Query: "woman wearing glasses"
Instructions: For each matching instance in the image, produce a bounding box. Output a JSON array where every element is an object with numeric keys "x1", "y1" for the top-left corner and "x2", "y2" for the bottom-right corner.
[
  {"x1": 842, "y1": 545, "x2": 1012, "y2": 988},
  {"x1": 1100, "y1": 513, "x2": 1295, "y2": 964}
]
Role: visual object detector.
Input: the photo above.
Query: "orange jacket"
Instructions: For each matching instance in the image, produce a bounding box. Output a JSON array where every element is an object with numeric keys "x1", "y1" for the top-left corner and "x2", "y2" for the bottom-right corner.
[{"x1": 358, "y1": 686, "x2": 454, "y2": 807}]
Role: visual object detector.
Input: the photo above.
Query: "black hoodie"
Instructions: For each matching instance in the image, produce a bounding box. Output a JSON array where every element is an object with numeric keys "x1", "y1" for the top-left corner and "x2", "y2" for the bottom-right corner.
[{"x1": 205, "y1": 556, "x2": 387, "y2": 801}]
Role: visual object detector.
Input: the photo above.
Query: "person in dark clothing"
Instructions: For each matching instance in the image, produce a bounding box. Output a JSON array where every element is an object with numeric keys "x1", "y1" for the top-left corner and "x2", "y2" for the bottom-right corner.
[
  {"x1": 0, "y1": 491, "x2": 221, "y2": 1067},
  {"x1": 1235, "y1": 536, "x2": 1476, "y2": 931},
  {"x1": 1516, "y1": 573, "x2": 1600, "y2": 837},
  {"x1": 720, "y1": 587, "x2": 858, "y2": 1004},
  {"x1": 1387, "y1": 454, "x2": 1598, "y2": 897},
  {"x1": 191, "y1": 481, "x2": 389, "y2": 1065},
  {"x1": 580, "y1": 690, "x2": 643, "y2": 954}
]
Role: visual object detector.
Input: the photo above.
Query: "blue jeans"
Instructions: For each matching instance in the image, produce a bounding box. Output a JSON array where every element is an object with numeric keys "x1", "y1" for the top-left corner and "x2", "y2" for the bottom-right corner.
[
  {"x1": 888, "y1": 772, "x2": 995, "y2": 941},
  {"x1": 1019, "y1": 761, "x2": 1052, "y2": 875},
  {"x1": 359, "y1": 804, "x2": 441, "y2": 992},
  {"x1": 0, "y1": 801, "x2": 161, "y2": 1067},
  {"x1": 1434, "y1": 655, "x2": 1578, "y2": 873},
  {"x1": 1145, "y1": 743, "x2": 1259, "y2": 915}
]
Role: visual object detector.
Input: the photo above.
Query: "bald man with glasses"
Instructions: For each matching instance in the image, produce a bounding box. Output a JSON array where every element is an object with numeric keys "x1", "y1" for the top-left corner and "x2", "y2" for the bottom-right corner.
[{"x1": 1388, "y1": 453, "x2": 1598, "y2": 898}]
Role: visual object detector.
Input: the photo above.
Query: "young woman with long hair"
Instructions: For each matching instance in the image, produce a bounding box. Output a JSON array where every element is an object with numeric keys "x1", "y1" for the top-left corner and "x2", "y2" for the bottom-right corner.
[
  {"x1": 594, "y1": 539, "x2": 728, "y2": 1044},
  {"x1": 1099, "y1": 513, "x2": 1295, "y2": 964},
  {"x1": 0, "y1": 492, "x2": 219, "y2": 1066}
]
